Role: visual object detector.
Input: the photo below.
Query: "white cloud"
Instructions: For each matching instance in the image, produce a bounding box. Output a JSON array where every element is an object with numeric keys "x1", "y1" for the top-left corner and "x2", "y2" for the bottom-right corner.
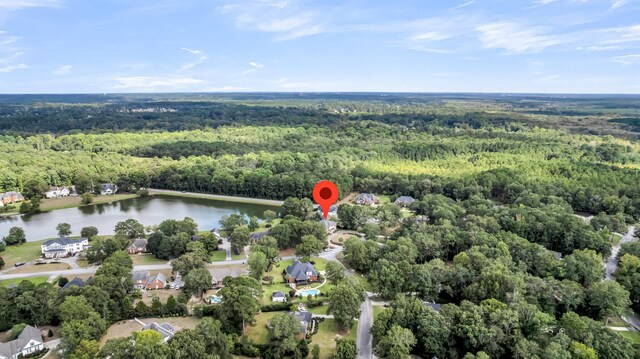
[
  {"x1": 0, "y1": 0, "x2": 60, "y2": 10},
  {"x1": 242, "y1": 61, "x2": 265, "y2": 74},
  {"x1": 612, "y1": 54, "x2": 640, "y2": 65},
  {"x1": 112, "y1": 76, "x2": 205, "y2": 90},
  {"x1": 585, "y1": 45, "x2": 621, "y2": 51},
  {"x1": 0, "y1": 63, "x2": 27, "y2": 73},
  {"x1": 202, "y1": 85, "x2": 250, "y2": 92},
  {"x1": 219, "y1": 1, "x2": 326, "y2": 41},
  {"x1": 52, "y1": 64, "x2": 72, "y2": 75},
  {"x1": 450, "y1": 1, "x2": 474, "y2": 10},
  {"x1": 476, "y1": 22, "x2": 562, "y2": 54},
  {"x1": 611, "y1": 0, "x2": 629, "y2": 9},
  {"x1": 179, "y1": 48, "x2": 207, "y2": 71},
  {"x1": 181, "y1": 48, "x2": 202, "y2": 55},
  {"x1": 0, "y1": 52, "x2": 23, "y2": 64},
  {"x1": 249, "y1": 62, "x2": 263, "y2": 68}
]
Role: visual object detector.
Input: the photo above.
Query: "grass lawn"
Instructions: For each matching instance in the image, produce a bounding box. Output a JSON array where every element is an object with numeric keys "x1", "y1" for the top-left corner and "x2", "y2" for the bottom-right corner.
[
  {"x1": 607, "y1": 317, "x2": 628, "y2": 327},
  {"x1": 100, "y1": 316, "x2": 201, "y2": 346},
  {"x1": 619, "y1": 331, "x2": 640, "y2": 344},
  {"x1": 210, "y1": 250, "x2": 227, "y2": 262},
  {"x1": 254, "y1": 218, "x2": 281, "y2": 233},
  {"x1": 375, "y1": 194, "x2": 391, "y2": 204},
  {"x1": 0, "y1": 275, "x2": 49, "y2": 287},
  {"x1": 612, "y1": 233, "x2": 623, "y2": 245},
  {"x1": 76, "y1": 259, "x2": 89, "y2": 268},
  {"x1": 39, "y1": 193, "x2": 138, "y2": 212},
  {"x1": 373, "y1": 306, "x2": 386, "y2": 320},
  {"x1": 130, "y1": 253, "x2": 167, "y2": 266},
  {"x1": 139, "y1": 289, "x2": 182, "y2": 305},
  {"x1": 310, "y1": 318, "x2": 357, "y2": 359},
  {"x1": 245, "y1": 312, "x2": 281, "y2": 345},
  {"x1": 232, "y1": 250, "x2": 246, "y2": 260},
  {"x1": 10, "y1": 262, "x2": 70, "y2": 274},
  {"x1": 308, "y1": 305, "x2": 329, "y2": 315},
  {"x1": 0, "y1": 241, "x2": 43, "y2": 267}
]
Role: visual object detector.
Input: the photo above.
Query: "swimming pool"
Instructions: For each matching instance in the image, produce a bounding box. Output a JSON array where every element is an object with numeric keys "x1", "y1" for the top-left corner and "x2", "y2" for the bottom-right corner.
[
  {"x1": 207, "y1": 295, "x2": 222, "y2": 304},
  {"x1": 298, "y1": 289, "x2": 320, "y2": 297}
]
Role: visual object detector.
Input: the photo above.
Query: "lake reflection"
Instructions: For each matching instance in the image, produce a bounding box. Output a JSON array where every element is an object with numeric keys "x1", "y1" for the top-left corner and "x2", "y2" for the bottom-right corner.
[{"x1": 0, "y1": 195, "x2": 276, "y2": 242}]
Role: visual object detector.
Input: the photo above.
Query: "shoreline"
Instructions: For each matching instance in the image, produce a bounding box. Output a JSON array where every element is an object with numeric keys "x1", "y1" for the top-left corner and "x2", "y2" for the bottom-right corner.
[{"x1": 147, "y1": 188, "x2": 284, "y2": 207}]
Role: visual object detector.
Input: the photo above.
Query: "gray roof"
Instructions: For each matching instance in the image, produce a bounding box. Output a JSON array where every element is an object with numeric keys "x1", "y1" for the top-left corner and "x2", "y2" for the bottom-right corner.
[
  {"x1": 101, "y1": 183, "x2": 117, "y2": 191},
  {"x1": 250, "y1": 231, "x2": 270, "y2": 241},
  {"x1": 272, "y1": 291, "x2": 286, "y2": 298},
  {"x1": 394, "y1": 196, "x2": 415, "y2": 205},
  {"x1": 142, "y1": 322, "x2": 175, "y2": 341},
  {"x1": 289, "y1": 311, "x2": 313, "y2": 334},
  {"x1": 423, "y1": 302, "x2": 442, "y2": 312},
  {"x1": 42, "y1": 237, "x2": 87, "y2": 247},
  {"x1": 173, "y1": 274, "x2": 185, "y2": 288},
  {"x1": 61, "y1": 277, "x2": 86, "y2": 291},
  {"x1": 285, "y1": 260, "x2": 318, "y2": 282},
  {"x1": 0, "y1": 191, "x2": 24, "y2": 199},
  {"x1": 209, "y1": 268, "x2": 248, "y2": 282},
  {"x1": 553, "y1": 251, "x2": 563, "y2": 259},
  {"x1": 0, "y1": 325, "x2": 42, "y2": 358},
  {"x1": 321, "y1": 220, "x2": 337, "y2": 230},
  {"x1": 355, "y1": 193, "x2": 378, "y2": 204},
  {"x1": 148, "y1": 273, "x2": 166, "y2": 285},
  {"x1": 128, "y1": 238, "x2": 148, "y2": 250},
  {"x1": 133, "y1": 270, "x2": 149, "y2": 282}
]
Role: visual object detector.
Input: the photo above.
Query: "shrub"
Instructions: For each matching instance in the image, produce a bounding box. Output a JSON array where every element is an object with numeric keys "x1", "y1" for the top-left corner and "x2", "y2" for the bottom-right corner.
[{"x1": 261, "y1": 302, "x2": 292, "y2": 312}]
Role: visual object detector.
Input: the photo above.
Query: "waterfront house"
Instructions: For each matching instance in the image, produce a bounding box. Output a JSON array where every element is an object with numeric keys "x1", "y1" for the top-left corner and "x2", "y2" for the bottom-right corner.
[
  {"x1": 41, "y1": 237, "x2": 89, "y2": 259},
  {"x1": 100, "y1": 183, "x2": 118, "y2": 195},
  {"x1": 285, "y1": 260, "x2": 318, "y2": 285},
  {"x1": 44, "y1": 186, "x2": 70, "y2": 199},
  {"x1": 0, "y1": 325, "x2": 44, "y2": 359}
]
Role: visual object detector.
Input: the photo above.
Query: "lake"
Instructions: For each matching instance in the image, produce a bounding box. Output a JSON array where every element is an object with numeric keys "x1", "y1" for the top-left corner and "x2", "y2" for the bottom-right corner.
[{"x1": 0, "y1": 195, "x2": 277, "y2": 242}]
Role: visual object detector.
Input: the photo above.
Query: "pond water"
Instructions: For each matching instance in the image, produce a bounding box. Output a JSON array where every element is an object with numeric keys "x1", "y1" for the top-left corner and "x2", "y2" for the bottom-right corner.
[{"x1": 0, "y1": 195, "x2": 277, "y2": 242}]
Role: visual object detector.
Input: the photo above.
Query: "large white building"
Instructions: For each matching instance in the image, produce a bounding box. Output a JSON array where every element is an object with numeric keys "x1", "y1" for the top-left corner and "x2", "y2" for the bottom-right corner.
[
  {"x1": 41, "y1": 237, "x2": 89, "y2": 259},
  {"x1": 0, "y1": 325, "x2": 44, "y2": 359},
  {"x1": 44, "y1": 186, "x2": 71, "y2": 199}
]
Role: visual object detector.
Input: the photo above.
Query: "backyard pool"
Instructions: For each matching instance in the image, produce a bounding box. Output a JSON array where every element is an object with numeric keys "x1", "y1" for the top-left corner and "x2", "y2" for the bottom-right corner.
[
  {"x1": 206, "y1": 295, "x2": 222, "y2": 304},
  {"x1": 298, "y1": 289, "x2": 320, "y2": 297}
]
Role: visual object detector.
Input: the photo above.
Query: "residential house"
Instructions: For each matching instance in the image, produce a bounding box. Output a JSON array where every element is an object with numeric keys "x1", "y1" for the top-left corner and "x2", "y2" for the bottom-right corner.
[
  {"x1": 211, "y1": 228, "x2": 223, "y2": 240},
  {"x1": 136, "y1": 320, "x2": 175, "y2": 343},
  {"x1": 423, "y1": 302, "x2": 442, "y2": 313},
  {"x1": 171, "y1": 274, "x2": 185, "y2": 289},
  {"x1": 0, "y1": 325, "x2": 44, "y2": 359},
  {"x1": 285, "y1": 259, "x2": 318, "y2": 285},
  {"x1": 100, "y1": 183, "x2": 118, "y2": 195},
  {"x1": 394, "y1": 196, "x2": 415, "y2": 207},
  {"x1": 41, "y1": 237, "x2": 89, "y2": 259},
  {"x1": 553, "y1": 251, "x2": 563, "y2": 260},
  {"x1": 289, "y1": 311, "x2": 313, "y2": 337},
  {"x1": 209, "y1": 268, "x2": 248, "y2": 288},
  {"x1": 61, "y1": 277, "x2": 88, "y2": 291},
  {"x1": 250, "y1": 230, "x2": 270, "y2": 242},
  {"x1": 316, "y1": 205, "x2": 338, "y2": 217},
  {"x1": 272, "y1": 291, "x2": 287, "y2": 303},
  {"x1": 44, "y1": 186, "x2": 70, "y2": 199},
  {"x1": 0, "y1": 192, "x2": 24, "y2": 207},
  {"x1": 132, "y1": 271, "x2": 167, "y2": 290},
  {"x1": 127, "y1": 238, "x2": 148, "y2": 254},
  {"x1": 321, "y1": 219, "x2": 337, "y2": 234},
  {"x1": 355, "y1": 193, "x2": 378, "y2": 206}
]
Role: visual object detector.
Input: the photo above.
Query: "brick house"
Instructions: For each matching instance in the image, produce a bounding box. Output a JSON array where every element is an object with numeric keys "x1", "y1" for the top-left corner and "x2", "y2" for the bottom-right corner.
[{"x1": 285, "y1": 260, "x2": 318, "y2": 285}]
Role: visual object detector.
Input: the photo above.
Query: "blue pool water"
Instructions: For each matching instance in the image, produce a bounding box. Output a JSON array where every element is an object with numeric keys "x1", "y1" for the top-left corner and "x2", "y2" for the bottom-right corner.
[
  {"x1": 299, "y1": 289, "x2": 320, "y2": 297},
  {"x1": 208, "y1": 295, "x2": 222, "y2": 303}
]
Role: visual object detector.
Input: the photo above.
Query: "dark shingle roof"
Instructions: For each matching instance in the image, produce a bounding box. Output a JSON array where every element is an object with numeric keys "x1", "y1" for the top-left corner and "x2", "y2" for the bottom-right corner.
[
  {"x1": 61, "y1": 277, "x2": 87, "y2": 291},
  {"x1": 289, "y1": 311, "x2": 313, "y2": 334},
  {"x1": 394, "y1": 196, "x2": 415, "y2": 205},
  {"x1": 285, "y1": 260, "x2": 318, "y2": 281},
  {"x1": 272, "y1": 291, "x2": 286, "y2": 298}
]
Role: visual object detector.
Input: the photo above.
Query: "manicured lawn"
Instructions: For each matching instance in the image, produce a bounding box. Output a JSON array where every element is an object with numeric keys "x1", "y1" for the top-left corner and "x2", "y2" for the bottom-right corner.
[
  {"x1": 612, "y1": 233, "x2": 623, "y2": 245},
  {"x1": 619, "y1": 331, "x2": 640, "y2": 344},
  {"x1": 375, "y1": 194, "x2": 391, "y2": 204},
  {"x1": 210, "y1": 250, "x2": 227, "y2": 262},
  {"x1": 262, "y1": 283, "x2": 293, "y2": 304},
  {"x1": 0, "y1": 241, "x2": 43, "y2": 267},
  {"x1": 308, "y1": 305, "x2": 329, "y2": 315},
  {"x1": 310, "y1": 318, "x2": 357, "y2": 359},
  {"x1": 39, "y1": 193, "x2": 138, "y2": 212},
  {"x1": 607, "y1": 317, "x2": 628, "y2": 327},
  {"x1": 76, "y1": 259, "x2": 89, "y2": 268},
  {"x1": 245, "y1": 312, "x2": 281, "y2": 345},
  {"x1": 130, "y1": 253, "x2": 167, "y2": 266},
  {"x1": 0, "y1": 275, "x2": 49, "y2": 287},
  {"x1": 232, "y1": 251, "x2": 246, "y2": 260}
]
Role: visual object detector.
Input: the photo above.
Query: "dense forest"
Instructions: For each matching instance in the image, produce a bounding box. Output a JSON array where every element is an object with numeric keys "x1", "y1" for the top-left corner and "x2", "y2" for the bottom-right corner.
[{"x1": 2, "y1": 94, "x2": 640, "y2": 358}]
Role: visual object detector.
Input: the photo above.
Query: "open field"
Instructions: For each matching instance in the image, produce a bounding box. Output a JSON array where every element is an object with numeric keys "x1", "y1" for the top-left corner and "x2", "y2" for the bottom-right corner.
[
  {"x1": 310, "y1": 318, "x2": 357, "y2": 359},
  {"x1": 39, "y1": 193, "x2": 139, "y2": 212},
  {"x1": 373, "y1": 306, "x2": 386, "y2": 320},
  {"x1": 130, "y1": 253, "x2": 167, "y2": 266},
  {"x1": 0, "y1": 241, "x2": 43, "y2": 267},
  {"x1": 139, "y1": 288, "x2": 182, "y2": 305},
  {"x1": 100, "y1": 316, "x2": 201, "y2": 346},
  {"x1": 0, "y1": 275, "x2": 49, "y2": 287},
  {"x1": 619, "y1": 331, "x2": 640, "y2": 344}
]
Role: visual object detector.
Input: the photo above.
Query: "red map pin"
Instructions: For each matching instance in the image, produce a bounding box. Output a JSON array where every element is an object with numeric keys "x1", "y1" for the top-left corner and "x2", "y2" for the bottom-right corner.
[{"x1": 313, "y1": 180, "x2": 339, "y2": 220}]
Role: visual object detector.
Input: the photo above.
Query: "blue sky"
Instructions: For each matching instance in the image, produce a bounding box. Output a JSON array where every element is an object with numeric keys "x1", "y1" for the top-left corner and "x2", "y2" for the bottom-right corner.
[{"x1": 0, "y1": 0, "x2": 639, "y2": 93}]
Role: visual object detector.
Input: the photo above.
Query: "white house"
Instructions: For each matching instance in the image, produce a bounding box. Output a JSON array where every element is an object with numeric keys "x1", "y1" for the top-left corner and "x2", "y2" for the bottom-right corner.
[
  {"x1": 44, "y1": 186, "x2": 70, "y2": 199},
  {"x1": 272, "y1": 291, "x2": 287, "y2": 303},
  {"x1": 0, "y1": 325, "x2": 44, "y2": 359},
  {"x1": 100, "y1": 183, "x2": 118, "y2": 195},
  {"x1": 41, "y1": 237, "x2": 89, "y2": 259}
]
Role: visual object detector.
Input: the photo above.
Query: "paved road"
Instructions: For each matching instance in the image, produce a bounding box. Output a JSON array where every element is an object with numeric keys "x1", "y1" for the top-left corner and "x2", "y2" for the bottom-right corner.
[
  {"x1": 356, "y1": 296, "x2": 374, "y2": 359},
  {"x1": 605, "y1": 226, "x2": 636, "y2": 280},
  {"x1": 148, "y1": 188, "x2": 284, "y2": 206}
]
